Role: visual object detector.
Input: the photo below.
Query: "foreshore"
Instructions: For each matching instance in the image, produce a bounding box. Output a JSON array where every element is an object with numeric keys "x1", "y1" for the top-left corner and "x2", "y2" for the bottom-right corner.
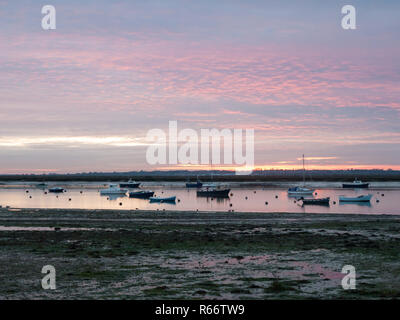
[{"x1": 1, "y1": 208, "x2": 399, "y2": 299}]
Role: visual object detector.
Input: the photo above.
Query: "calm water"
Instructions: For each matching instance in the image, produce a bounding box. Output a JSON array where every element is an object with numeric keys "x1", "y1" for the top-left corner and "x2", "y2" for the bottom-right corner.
[{"x1": 0, "y1": 181, "x2": 399, "y2": 214}]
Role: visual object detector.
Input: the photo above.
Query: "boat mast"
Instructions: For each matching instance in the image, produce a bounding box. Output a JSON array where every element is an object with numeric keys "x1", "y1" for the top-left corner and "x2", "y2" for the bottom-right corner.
[
  {"x1": 302, "y1": 154, "x2": 305, "y2": 186},
  {"x1": 210, "y1": 158, "x2": 213, "y2": 184}
]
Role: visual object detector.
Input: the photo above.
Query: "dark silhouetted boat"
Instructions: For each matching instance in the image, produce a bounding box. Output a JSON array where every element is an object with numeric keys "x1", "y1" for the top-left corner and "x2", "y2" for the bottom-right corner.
[
  {"x1": 186, "y1": 180, "x2": 203, "y2": 188},
  {"x1": 342, "y1": 179, "x2": 369, "y2": 189},
  {"x1": 129, "y1": 190, "x2": 154, "y2": 199},
  {"x1": 119, "y1": 179, "x2": 140, "y2": 188},
  {"x1": 197, "y1": 187, "x2": 230, "y2": 198},
  {"x1": 48, "y1": 187, "x2": 64, "y2": 193},
  {"x1": 301, "y1": 197, "x2": 330, "y2": 206},
  {"x1": 197, "y1": 165, "x2": 230, "y2": 198}
]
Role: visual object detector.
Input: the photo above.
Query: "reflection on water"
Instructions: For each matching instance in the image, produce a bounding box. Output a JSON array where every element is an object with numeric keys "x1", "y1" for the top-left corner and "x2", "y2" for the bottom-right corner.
[
  {"x1": 0, "y1": 184, "x2": 398, "y2": 214},
  {"x1": 102, "y1": 194, "x2": 127, "y2": 201},
  {"x1": 338, "y1": 201, "x2": 372, "y2": 207}
]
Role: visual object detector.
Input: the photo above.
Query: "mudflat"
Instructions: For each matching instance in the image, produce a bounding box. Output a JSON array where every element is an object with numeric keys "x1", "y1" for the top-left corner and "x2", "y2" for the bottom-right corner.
[{"x1": 1, "y1": 208, "x2": 399, "y2": 299}]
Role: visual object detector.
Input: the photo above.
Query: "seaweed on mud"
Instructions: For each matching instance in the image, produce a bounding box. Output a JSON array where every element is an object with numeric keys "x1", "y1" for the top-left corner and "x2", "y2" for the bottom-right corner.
[{"x1": 1, "y1": 209, "x2": 400, "y2": 299}]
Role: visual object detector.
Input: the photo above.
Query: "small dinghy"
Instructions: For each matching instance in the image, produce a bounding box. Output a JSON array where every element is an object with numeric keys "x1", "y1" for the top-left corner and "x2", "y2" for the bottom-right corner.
[
  {"x1": 301, "y1": 197, "x2": 330, "y2": 206},
  {"x1": 339, "y1": 194, "x2": 372, "y2": 202},
  {"x1": 149, "y1": 196, "x2": 176, "y2": 203},
  {"x1": 48, "y1": 187, "x2": 64, "y2": 193},
  {"x1": 129, "y1": 190, "x2": 154, "y2": 199}
]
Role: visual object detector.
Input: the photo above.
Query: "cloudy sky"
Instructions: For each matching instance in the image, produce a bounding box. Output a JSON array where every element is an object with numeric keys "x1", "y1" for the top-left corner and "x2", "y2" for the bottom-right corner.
[{"x1": 0, "y1": 0, "x2": 399, "y2": 173}]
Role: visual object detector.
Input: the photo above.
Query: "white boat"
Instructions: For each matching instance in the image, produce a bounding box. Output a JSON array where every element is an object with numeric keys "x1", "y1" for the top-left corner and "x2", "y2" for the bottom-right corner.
[
  {"x1": 287, "y1": 155, "x2": 315, "y2": 195},
  {"x1": 339, "y1": 194, "x2": 372, "y2": 202},
  {"x1": 149, "y1": 196, "x2": 176, "y2": 203},
  {"x1": 201, "y1": 182, "x2": 218, "y2": 188},
  {"x1": 288, "y1": 186, "x2": 315, "y2": 195},
  {"x1": 100, "y1": 184, "x2": 127, "y2": 195}
]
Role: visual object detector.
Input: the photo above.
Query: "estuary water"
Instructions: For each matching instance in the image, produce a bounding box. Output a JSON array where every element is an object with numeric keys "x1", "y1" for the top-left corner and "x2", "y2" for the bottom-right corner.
[{"x1": 0, "y1": 181, "x2": 399, "y2": 214}]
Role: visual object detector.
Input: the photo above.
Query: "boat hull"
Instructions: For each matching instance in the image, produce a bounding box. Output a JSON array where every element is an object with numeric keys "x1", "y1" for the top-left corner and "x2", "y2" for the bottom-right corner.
[
  {"x1": 288, "y1": 187, "x2": 315, "y2": 195},
  {"x1": 149, "y1": 196, "x2": 176, "y2": 203},
  {"x1": 129, "y1": 191, "x2": 154, "y2": 199},
  {"x1": 119, "y1": 183, "x2": 140, "y2": 188},
  {"x1": 100, "y1": 191, "x2": 127, "y2": 195},
  {"x1": 342, "y1": 183, "x2": 369, "y2": 189},
  {"x1": 186, "y1": 182, "x2": 203, "y2": 188},
  {"x1": 288, "y1": 191, "x2": 314, "y2": 195},
  {"x1": 197, "y1": 189, "x2": 230, "y2": 198},
  {"x1": 301, "y1": 197, "x2": 330, "y2": 206},
  {"x1": 339, "y1": 194, "x2": 372, "y2": 202},
  {"x1": 49, "y1": 188, "x2": 64, "y2": 193}
]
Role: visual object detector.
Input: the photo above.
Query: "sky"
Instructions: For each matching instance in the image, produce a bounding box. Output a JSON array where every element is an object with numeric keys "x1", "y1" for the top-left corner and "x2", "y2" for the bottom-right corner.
[{"x1": 0, "y1": 0, "x2": 399, "y2": 173}]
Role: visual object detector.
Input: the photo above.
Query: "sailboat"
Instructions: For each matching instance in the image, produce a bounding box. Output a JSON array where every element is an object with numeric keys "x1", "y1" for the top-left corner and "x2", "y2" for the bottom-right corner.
[{"x1": 287, "y1": 155, "x2": 315, "y2": 195}]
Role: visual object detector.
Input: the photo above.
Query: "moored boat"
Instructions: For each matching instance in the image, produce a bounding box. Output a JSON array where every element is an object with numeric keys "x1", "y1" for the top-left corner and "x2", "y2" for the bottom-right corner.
[
  {"x1": 119, "y1": 179, "x2": 140, "y2": 188},
  {"x1": 339, "y1": 194, "x2": 372, "y2": 202},
  {"x1": 301, "y1": 197, "x2": 330, "y2": 206},
  {"x1": 342, "y1": 179, "x2": 369, "y2": 189},
  {"x1": 149, "y1": 196, "x2": 176, "y2": 203},
  {"x1": 48, "y1": 187, "x2": 64, "y2": 193},
  {"x1": 288, "y1": 186, "x2": 315, "y2": 195},
  {"x1": 36, "y1": 183, "x2": 48, "y2": 188},
  {"x1": 287, "y1": 155, "x2": 315, "y2": 195},
  {"x1": 107, "y1": 194, "x2": 126, "y2": 201},
  {"x1": 197, "y1": 188, "x2": 230, "y2": 198},
  {"x1": 100, "y1": 184, "x2": 127, "y2": 195},
  {"x1": 186, "y1": 180, "x2": 203, "y2": 188},
  {"x1": 129, "y1": 190, "x2": 155, "y2": 199}
]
